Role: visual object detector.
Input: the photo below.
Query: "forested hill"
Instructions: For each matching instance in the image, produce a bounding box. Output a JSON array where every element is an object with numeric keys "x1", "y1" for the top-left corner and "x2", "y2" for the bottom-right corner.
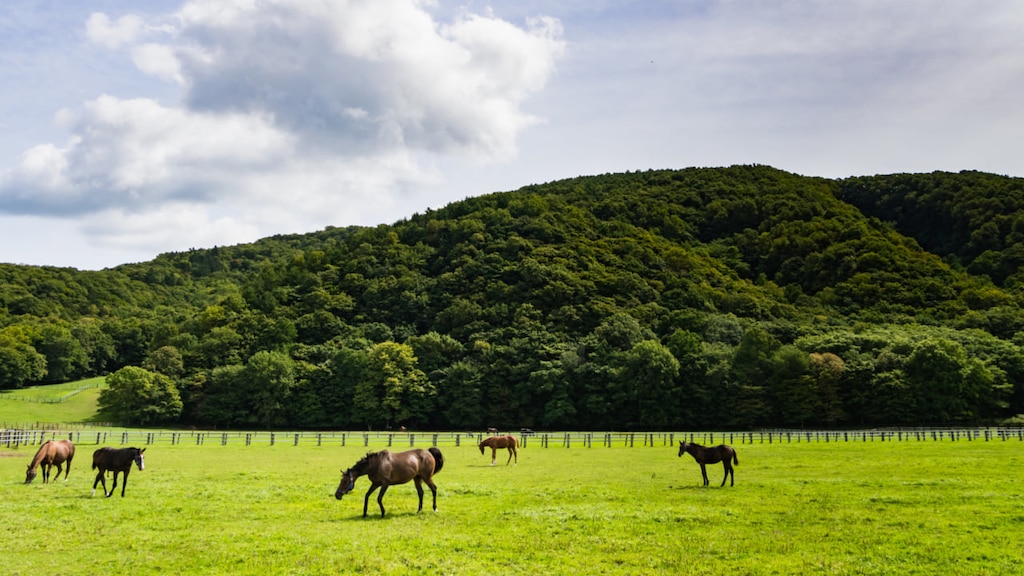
[{"x1": 3, "y1": 165, "x2": 1024, "y2": 431}]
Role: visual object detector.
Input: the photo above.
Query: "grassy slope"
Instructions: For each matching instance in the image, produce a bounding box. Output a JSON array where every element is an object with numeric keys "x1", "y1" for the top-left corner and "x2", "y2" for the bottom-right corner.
[
  {"x1": 0, "y1": 378, "x2": 105, "y2": 427},
  {"x1": 2, "y1": 438, "x2": 1021, "y2": 575}
]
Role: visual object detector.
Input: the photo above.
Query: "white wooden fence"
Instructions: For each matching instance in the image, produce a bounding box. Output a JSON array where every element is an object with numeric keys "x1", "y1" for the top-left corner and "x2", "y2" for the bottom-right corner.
[{"x1": 3, "y1": 427, "x2": 1023, "y2": 449}]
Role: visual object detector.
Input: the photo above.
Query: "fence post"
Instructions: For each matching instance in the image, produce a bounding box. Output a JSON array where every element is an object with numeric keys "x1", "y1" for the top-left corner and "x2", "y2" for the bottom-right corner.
[{"x1": 294, "y1": 433, "x2": 300, "y2": 446}]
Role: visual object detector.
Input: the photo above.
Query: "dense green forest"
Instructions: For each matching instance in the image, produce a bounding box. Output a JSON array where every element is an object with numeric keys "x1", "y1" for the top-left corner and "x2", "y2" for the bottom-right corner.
[{"x1": 3, "y1": 166, "x2": 1024, "y2": 430}]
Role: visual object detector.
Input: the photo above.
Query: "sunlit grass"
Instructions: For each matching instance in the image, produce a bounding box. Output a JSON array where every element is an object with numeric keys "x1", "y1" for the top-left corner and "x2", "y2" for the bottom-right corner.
[
  {"x1": 2, "y1": 438, "x2": 1023, "y2": 574},
  {"x1": 0, "y1": 377, "x2": 106, "y2": 426}
]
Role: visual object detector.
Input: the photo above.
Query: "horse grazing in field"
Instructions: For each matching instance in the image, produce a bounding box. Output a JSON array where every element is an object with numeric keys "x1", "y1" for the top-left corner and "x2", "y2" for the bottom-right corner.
[
  {"x1": 479, "y1": 434, "x2": 519, "y2": 466},
  {"x1": 335, "y1": 447, "x2": 444, "y2": 518},
  {"x1": 25, "y1": 439, "x2": 75, "y2": 484},
  {"x1": 678, "y1": 441, "x2": 738, "y2": 487},
  {"x1": 92, "y1": 447, "x2": 145, "y2": 497}
]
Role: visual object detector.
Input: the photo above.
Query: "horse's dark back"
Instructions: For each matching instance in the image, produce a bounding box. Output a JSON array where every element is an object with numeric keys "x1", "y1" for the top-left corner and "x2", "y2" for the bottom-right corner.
[
  {"x1": 335, "y1": 447, "x2": 444, "y2": 517},
  {"x1": 92, "y1": 447, "x2": 146, "y2": 497},
  {"x1": 678, "y1": 441, "x2": 738, "y2": 487}
]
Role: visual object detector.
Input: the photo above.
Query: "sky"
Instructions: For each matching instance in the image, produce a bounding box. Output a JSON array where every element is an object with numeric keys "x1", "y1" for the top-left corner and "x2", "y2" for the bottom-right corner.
[{"x1": 2, "y1": 1, "x2": 1024, "y2": 270}]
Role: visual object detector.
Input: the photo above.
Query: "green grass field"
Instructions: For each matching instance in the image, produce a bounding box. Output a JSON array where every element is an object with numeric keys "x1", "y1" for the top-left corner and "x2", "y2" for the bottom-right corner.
[
  {"x1": 3, "y1": 437, "x2": 1023, "y2": 575},
  {"x1": 0, "y1": 377, "x2": 106, "y2": 426}
]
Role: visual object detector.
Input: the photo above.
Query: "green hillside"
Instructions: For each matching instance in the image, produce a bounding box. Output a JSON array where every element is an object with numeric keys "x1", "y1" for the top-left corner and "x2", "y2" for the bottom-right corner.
[
  {"x1": 0, "y1": 378, "x2": 106, "y2": 426},
  {"x1": 2, "y1": 166, "x2": 1023, "y2": 430}
]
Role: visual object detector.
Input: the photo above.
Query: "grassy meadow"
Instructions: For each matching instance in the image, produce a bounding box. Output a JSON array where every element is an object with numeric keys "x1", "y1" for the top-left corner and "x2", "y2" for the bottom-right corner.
[
  {"x1": 3, "y1": 435, "x2": 1023, "y2": 575},
  {"x1": 0, "y1": 377, "x2": 106, "y2": 426}
]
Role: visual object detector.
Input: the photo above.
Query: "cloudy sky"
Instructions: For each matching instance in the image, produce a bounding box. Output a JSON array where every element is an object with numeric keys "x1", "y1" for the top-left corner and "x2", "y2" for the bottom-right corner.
[{"x1": 2, "y1": 1, "x2": 1023, "y2": 270}]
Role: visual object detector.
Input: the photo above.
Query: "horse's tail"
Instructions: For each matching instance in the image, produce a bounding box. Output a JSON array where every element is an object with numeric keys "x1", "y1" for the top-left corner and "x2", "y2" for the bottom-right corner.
[
  {"x1": 732, "y1": 449, "x2": 739, "y2": 466},
  {"x1": 428, "y1": 447, "x2": 445, "y2": 475}
]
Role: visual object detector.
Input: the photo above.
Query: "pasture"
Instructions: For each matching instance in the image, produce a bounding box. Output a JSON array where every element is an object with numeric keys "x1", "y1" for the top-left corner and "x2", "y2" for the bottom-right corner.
[
  {"x1": 2, "y1": 436, "x2": 1023, "y2": 575},
  {"x1": 0, "y1": 377, "x2": 105, "y2": 426}
]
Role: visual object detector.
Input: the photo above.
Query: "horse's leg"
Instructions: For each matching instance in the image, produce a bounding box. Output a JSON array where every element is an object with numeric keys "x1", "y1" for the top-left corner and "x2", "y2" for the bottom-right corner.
[
  {"x1": 414, "y1": 478, "x2": 425, "y2": 513},
  {"x1": 121, "y1": 469, "x2": 130, "y2": 497},
  {"x1": 699, "y1": 463, "x2": 709, "y2": 486},
  {"x1": 107, "y1": 471, "x2": 119, "y2": 497},
  {"x1": 490, "y1": 448, "x2": 496, "y2": 466},
  {"x1": 425, "y1": 476, "x2": 438, "y2": 512},
  {"x1": 41, "y1": 463, "x2": 50, "y2": 484},
  {"x1": 362, "y1": 483, "x2": 380, "y2": 517},
  {"x1": 376, "y1": 484, "x2": 389, "y2": 518},
  {"x1": 720, "y1": 463, "x2": 730, "y2": 487},
  {"x1": 92, "y1": 469, "x2": 105, "y2": 496},
  {"x1": 505, "y1": 447, "x2": 513, "y2": 466},
  {"x1": 52, "y1": 463, "x2": 63, "y2": 483}
]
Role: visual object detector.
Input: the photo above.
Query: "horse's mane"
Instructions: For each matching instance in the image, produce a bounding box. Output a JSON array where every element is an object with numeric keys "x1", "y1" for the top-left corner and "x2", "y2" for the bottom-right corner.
[
  {"x1": 350, "y1": 450, "x2": 388, "y2": 474},
  {"x1": 30, "y1": 440, "x2": 54, "y2": 463}
]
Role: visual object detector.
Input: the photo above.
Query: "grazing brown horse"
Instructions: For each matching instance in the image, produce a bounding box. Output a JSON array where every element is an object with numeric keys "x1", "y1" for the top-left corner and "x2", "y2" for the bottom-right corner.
[
  {"x1": 678, "y1": 441, "x2": 738, "y2": 487},
  {"x1": 92, "y1": 447, "x2": 146, "y2": 497},
  {"x1": 25, "y1": 439, "x2": 75, "y2": 484},
  {"x1": 335, "y1": 447, "x2": 444, "y2": 518},
  {"x1": 479, "y1": 434, "x2": 519, "y2": 466}
]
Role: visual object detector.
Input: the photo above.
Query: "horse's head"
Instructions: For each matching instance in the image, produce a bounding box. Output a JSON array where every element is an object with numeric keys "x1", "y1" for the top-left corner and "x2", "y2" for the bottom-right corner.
[
  {"x1": 134, "y1": 448, "x2": 146, "y2": 471},
  {"x1": 478, "y1": 442, "x2": 485, "y2": 455},
  {"x1": 678, "y1": 441, "x2": 689, "y2": 457},
  {"x1": 25, "y1": 466, "x2": 36, "y2": 484},
  {"x1": 335, "y1": 469, "x2": 356, "y2": 500}
]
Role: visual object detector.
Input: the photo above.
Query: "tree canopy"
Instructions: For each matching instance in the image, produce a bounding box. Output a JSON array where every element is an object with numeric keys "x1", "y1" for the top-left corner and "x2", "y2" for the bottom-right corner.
[{"x1": 4, "y1": 166, "x2": 1024, "y2": 429}]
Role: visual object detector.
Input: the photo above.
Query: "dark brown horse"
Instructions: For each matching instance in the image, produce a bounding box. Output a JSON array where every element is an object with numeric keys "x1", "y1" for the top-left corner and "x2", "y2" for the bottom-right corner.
[
  {"x1": 479, "y1": 434, "x2": 519, "y2": 466},
  {"x1": 25, "y1": 439, "x2": 75, "y2": 484},
  {"x1": 92, "y1": 447, "x2": 146, "y2": 497},
  {"x1": 335, "y1": 447, "x2": 444, "y2": 517},
  {"x1": 678, "y1": 441, "x2": 738, "y2": 487}
]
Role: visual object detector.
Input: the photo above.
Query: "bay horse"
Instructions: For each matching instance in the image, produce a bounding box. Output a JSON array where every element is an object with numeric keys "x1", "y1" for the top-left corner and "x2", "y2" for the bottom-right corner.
[
  {"x1": 335, "y1": 447, "x2": 444, "y2": 518},
  {"x1": 479, "y1": 434, "x2": 519, "y2": 466},
  {"x1": 678, "y1": 441, "x2": 738, "y2": 487},
  {"x1": 92, "y1": 447, "x2": 146, "y2": 497},
  {"x1": 25, "y1": 439, "x2": 75, "y2": 484}
]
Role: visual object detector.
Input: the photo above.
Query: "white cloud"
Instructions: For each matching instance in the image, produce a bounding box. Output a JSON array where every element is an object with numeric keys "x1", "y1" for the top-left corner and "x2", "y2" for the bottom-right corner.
[
  {"x1": 0, "y1": 0, "x2": 565, "y2": 261},
  {"x1": 132, "y1": 43, "x2": 184, "y2": 85},
  {"x1": 86, "y1": 12, "x2": 146, "y2": 49}
]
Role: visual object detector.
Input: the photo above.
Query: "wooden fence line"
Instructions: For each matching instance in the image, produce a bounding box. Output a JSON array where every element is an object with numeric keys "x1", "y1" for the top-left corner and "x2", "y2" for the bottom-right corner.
[
  {"x1": 3, "y1": 428, "x2": 1023, "y2": 449},
  {"x1": 0, "y1": 384, "x2": 101, "y2": 404}
]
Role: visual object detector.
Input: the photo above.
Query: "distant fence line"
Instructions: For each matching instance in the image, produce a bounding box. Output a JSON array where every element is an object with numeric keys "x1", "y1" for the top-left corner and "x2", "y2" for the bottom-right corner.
[
  {"x1": 3, "y1": 427, "x2": 1024, "y2": 450},
  {"x1": 0, "y1": 384, "x2": 101, "y2": 404}
]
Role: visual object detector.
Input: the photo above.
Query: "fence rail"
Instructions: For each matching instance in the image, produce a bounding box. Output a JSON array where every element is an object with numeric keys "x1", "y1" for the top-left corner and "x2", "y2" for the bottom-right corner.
[
  {"x1": 0, "y1": 384, "x2": 101, "y2": 404},
  {"x1": 3, "y1": 427, "x2": 1023, "y2": 450}
]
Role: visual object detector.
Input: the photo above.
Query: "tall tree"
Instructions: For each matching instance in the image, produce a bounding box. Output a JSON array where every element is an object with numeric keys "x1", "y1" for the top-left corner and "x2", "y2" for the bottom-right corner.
[
  {"x1": 354, "y1": 341, "x2": 433, "y2": 429},
  {"x1": 100, "y1": 366, "x2": 183, "y2": 425}
]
